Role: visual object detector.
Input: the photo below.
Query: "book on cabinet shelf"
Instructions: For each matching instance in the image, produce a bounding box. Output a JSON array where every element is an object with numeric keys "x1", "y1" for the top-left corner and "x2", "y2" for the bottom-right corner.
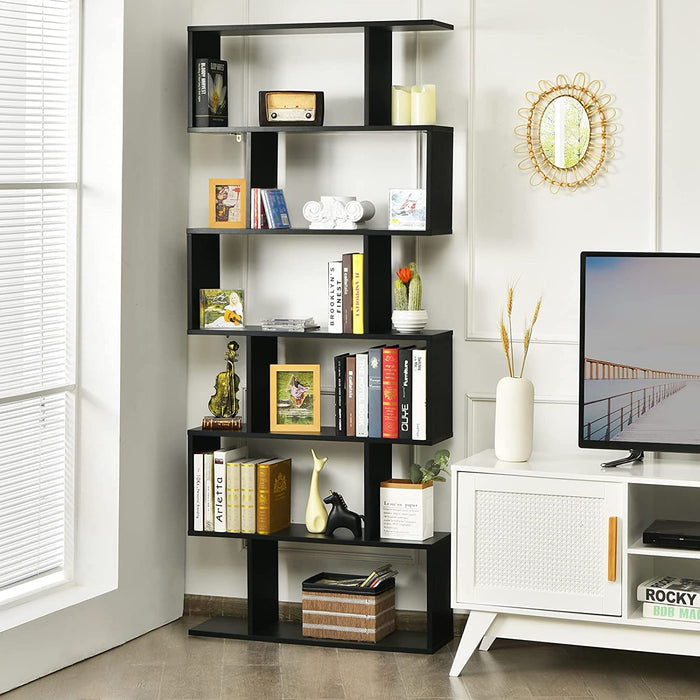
[
  {"x1": 194, "y1": 58, "x2": 228, "y2": 128},
  {"x1": 642, "y1": 603, "x2": 700, "y2": 622},
  {"x1": 346, "y1": 355, "x2": 356, "y2": 437},
  {"x1": 367, "y1": 345, "x2": 384, "y2": 438},
  {"x1": 328, "y1": 260, "x2": 342, "y2": 333},
  {"x1": 330, "y1": 253, "x2": 364, "y2": 334},
  {"x1": 412, "y1": 348, "x2": 427, "y2": 440},
  {"x1": 213, "y1": 446, "x2": 248, "y2": 533},
  {"x1": 355, "y1": 352, "x2": 369, "y2": 438},
  {"x1": 381, "y1": 346, "x2": 399, "y2": 439},
  {"x1": 334, "y1": 353, "x2": 349, "y2": 435},
  {"x1": 398, "y1": 346, "x2": 415, "y2": 440},
  {"x1": 341, "y1": 253, "x2": 354, "y2": 334},
  {"x1": 637, "y1": 576, "x2": 700, "y2": 608},
  {"x1": 352, "y1": 253, "x2": 364, "y2": 334},
  {"x1": 256, "y1": 457, "x2": 292, "y2": 535}
]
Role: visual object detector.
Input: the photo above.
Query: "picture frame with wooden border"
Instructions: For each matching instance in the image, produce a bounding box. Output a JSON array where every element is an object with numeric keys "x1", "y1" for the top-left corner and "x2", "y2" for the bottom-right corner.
[
  {"x1": 269, "y1": 364, "x2": 321, "y2": 433},
  {"x1": 209, "y1": 178, "x2": 246, "y2": 228}
]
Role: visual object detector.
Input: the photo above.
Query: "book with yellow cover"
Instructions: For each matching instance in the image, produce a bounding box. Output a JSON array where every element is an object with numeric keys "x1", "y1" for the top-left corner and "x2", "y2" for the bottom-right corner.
[
  {"x1": 352, "y1": 253, "x2": 364, "y2": 334},
  {"x1": 240, "y1": 457, "x2": 267, "y2": 534},
  {"x1": 256, "y1": 457, "x2": 292, "y2": 534}
]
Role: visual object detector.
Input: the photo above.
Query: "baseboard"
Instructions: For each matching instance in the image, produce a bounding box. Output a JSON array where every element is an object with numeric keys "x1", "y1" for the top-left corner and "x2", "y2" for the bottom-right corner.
[{"x1": 183, "y1": 594, "x2": 468, "y2": 635}]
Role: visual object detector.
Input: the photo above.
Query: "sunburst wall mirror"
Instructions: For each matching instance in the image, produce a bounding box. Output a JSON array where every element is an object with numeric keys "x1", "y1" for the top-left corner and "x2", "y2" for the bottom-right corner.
[{"x1": 514, "y1": 72, "x2": 617, "y2": 193}]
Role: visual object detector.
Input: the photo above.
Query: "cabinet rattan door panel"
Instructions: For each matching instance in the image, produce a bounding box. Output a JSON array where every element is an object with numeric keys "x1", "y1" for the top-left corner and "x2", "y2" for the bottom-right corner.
[{"x1": 455, "y1": 473, "x2": 623, "y2": 615}]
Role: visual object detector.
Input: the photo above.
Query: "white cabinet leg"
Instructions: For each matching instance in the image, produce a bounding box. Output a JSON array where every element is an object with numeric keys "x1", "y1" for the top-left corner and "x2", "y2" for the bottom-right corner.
[
  {"x1": 449, "y1": 611, "x2": 497, "y2": 677},
  {"x1": 479, "y1": 634, "x2": 495, "y2": 651}
]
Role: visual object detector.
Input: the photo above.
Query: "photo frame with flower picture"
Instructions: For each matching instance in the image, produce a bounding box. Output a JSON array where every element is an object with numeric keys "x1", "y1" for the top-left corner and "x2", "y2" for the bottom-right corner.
[
  {"x1": 209, "y1": 178, "x2": 246, "y2": 229},
  {"x1": 269, "y1": 364, "x2": 321, "y2": 433}
]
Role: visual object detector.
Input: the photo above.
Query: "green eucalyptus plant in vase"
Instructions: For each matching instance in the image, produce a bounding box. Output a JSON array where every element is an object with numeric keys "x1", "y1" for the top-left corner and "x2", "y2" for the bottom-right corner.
[
  {"x1": 392, "y1": 262, "x2": 428, "y2": 333},
  {"x1": 495, "y1": 286, "x2": 542, "y2": 462}
]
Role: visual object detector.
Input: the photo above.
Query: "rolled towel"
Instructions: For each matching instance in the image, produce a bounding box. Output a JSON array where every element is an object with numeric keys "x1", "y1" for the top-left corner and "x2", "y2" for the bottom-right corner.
[
  {"x1": 302, "y1": 199, "x2": 323, "y2": 223},
  {"x1": 345, "y1": 199, "x2": 375, "y2": 223}
]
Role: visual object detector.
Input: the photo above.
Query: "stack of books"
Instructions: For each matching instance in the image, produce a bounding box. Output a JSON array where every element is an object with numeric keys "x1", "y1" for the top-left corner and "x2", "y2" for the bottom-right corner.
[
  {"x1": 638, "y1": 576, "x2": 700, "y2": 622},
  {"x1": 312, "y1": 564, "x2": 398, "y2": 589},
  {"x1": 192, "y1": 448, "x2": 292, "y2": 535},
  {"x1": 327, "y1": 253, "x2": 364, "y2": 334},
  {"x1": 261, "y1": 317, "x2": 319, "y2": 332},
  {"x1": 251, "y1": 187, "x2": 291, "y2": 229},
  {"x1": 334, "y1": 345, "x2": 426, "y2": 440}
]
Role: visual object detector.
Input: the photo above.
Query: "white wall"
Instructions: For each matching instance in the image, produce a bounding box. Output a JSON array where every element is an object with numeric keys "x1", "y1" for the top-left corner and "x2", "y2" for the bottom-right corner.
[
  {"x1": 186, "y1": 0, "x2": 700, "y2": 611},
  {"x1": 0, "y1": 0, "x2": 189, "y2": 691}
]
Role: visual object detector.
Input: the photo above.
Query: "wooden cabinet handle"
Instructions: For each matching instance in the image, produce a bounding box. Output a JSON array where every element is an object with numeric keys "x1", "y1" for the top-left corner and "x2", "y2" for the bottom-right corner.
[{"x1": 607, "y1": 516, "x2": 618, "y2": 581}]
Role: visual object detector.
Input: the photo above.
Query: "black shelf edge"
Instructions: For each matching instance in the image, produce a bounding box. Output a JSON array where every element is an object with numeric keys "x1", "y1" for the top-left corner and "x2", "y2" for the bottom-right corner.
[
  {"x1": 188, "y1": 19, "x2": 454, "y2": 37},
  {"x1": 188, "y1": 124, "x2": 453, "y2": 134},
  {"x1": 187, "y1": 327, "x2": 453, "y2": 340},
  {"x1": 188, "y1": 524, "x2": 450, "y2": 550},
  {"x1": 188, "y1": 425, "x2": 452, "y2": 446},
  {"x1": 187, "y1": 227, "x2": 451, "y2": 236},
  {"x1": 188, "y1": 617, "x2": 448, "y2": 654}
]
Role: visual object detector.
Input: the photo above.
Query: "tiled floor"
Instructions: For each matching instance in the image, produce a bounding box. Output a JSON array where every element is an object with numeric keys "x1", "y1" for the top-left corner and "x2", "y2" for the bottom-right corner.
[{"x1": 4, "y1": 615, "x2": 700, "y2": 699}]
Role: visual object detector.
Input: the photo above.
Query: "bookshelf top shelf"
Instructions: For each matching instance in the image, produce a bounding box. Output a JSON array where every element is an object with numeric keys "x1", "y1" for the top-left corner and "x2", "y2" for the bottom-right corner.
[
  {"x1": 187, "y1": 227, "x2": 452, "y2": 237},
  {"x1": 188, "y1": 125, "x2": 453, "y2": 135},
  {"x1": 187, "y1": 326, "x2": 452, "y2": 340},
  {"x1": 188, "y1": 19, "x2": 454, "y2": 37}
]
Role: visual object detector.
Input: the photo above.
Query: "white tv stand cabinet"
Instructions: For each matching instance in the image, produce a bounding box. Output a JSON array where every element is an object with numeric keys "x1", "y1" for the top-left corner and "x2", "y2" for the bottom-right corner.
[{"x1": 450, "y1": 450, "x2": 700, "y2": 677}]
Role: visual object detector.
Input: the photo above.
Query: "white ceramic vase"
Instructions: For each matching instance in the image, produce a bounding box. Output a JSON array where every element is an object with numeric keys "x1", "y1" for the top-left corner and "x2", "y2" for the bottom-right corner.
[
  {"x1": 494, "y1": 377, "x2": 534, "y2": 462},
  {"x1": 392, "y1": 309, "x2": 428, "y2": 333}
]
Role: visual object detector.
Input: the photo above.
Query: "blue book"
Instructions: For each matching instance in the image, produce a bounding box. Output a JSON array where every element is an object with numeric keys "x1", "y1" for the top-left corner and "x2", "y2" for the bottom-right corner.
[
  {"x1": 261, "y1": 188, "x2": 291, "y2": 229},
  {"x1": 367, "y1": 345, "x2": 384, "y2": 438}
]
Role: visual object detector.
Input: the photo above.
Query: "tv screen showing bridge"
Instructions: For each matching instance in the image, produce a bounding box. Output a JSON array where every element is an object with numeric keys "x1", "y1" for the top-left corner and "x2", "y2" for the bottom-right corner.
[{"x1": 582, "y1": 255, "x2": 700, "y2": 445}]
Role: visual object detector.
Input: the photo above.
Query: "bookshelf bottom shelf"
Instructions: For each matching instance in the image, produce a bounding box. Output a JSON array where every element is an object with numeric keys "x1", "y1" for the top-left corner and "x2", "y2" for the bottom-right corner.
[{"x1": 188, "y1": 616, "x2": 448, "y2": 653}]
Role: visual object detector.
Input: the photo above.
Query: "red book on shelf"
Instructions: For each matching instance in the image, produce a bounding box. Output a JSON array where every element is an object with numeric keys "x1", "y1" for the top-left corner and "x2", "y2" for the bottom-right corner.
[{"x1": 381, "y1": 346, "x2": 399, "y2": 439}]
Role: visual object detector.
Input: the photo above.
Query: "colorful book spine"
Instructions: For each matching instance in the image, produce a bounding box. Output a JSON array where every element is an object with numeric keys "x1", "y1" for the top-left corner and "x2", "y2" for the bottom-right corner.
[
  {"x1": 642, "y1": 602, "x2": 700, "y2": 621},
  {"x1": 412, "y1": 348, "x2": 427, "y2": 440},
  {"x1": 328, "y1": 261, "x2": 342, "y2": 333},
  {"x1": 261, "y1": 188, "x2": 291, "y2": 228},
  {"x1": 346, "y1": 355, "x2": 356, "y2": 437},
  {"x1": 352, "y1": 252, "x2": 364, "y2": 334},
  {"x1": 382, "y1": 346, "x2": 399, "y2": 439},
  {"x1": 355, "y1": 352, "x2": 369, "y2": 438},
  {"x1": 398, "y1": 346, "x2": 414, "y2": 439},
  {"x1": 256, "y1": 457, "x2": 292, "y2": 534},
  {"x1": 368, "y1": 345, "x2": 384, "y2": 438},
  {"x1": 226, "y1": 460, "x2": 242, "y2": 533},
  {"x1": 637, "y1": 576, "x2": 700, "y2": 607},
  {"x1": 342, "y1": 253, "x2": 354, "y2": 334},
  {"x1": 334, "y1": 353, "x2": 349, "y2": 434},
  {"x1": 193, "y1": 452, "x2": 204, "y2": 531},
  {"x1": 241, "y1": 458, "x2": 260, "y2": 534},
  {"x1": 203, "y1": 452, "x2": 214, "y2": 531},
  {"x1": 194, "y1": 58, "x2": 228, "y2": 128}
]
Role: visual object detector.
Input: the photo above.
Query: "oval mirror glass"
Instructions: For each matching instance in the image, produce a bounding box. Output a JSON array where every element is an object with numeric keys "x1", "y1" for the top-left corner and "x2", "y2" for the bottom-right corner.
[{"x1": 540, "y1": 96, "x2": 590, "y2": 168}]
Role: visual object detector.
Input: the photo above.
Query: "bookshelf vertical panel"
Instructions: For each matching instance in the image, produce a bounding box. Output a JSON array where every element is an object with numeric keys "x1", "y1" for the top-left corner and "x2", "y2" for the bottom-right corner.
[
  {"x1": 246, "y1": 335, "x2": 277, "y2": 432},
  {"x1": 426, "y1": 332, "x2": 452, "y2": 442},
  {"x1": 364, "y1": 27, "x2": 392, "y2": 127},
  {"x1": 188, "y1": 30, "x2": 221, "y2": 128},
  {"x1": 188, "y1": 233, "x2": 220, "y2": 331},
  {"x1": 363, "y1": 234, "x2": 392, "y2": 334},
  {"x1": 425, "y1": 129, "x2": 453, "y2": 234},
  {"x1": 426, "y1": 533, "x2": 452, "y2": 650},
  {"x1": 188, "y1": 434, "x2": 221, "y2": 532},
  {"x1": 363, "y1": 442, "x2": 392, "y2": 540},
  {"x1": 247, "y1": 538, "x2": 279, "y2": 634}
]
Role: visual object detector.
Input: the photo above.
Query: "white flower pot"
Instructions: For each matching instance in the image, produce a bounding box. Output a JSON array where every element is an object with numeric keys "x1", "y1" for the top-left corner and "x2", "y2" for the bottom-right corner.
[
  {"x1": 494, "y1": 377, "x2": 534, "y2": 462},
  {"x1": 392, "y1": 309, "x2": 428, "y2": 333},
  {"x1": 380, "y1": 479, "x2": 434, "y2": 541}
]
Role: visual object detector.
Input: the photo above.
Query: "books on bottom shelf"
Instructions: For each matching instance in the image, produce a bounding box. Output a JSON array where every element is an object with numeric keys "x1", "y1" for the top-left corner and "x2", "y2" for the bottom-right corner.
[
  {"x1": 192, "y1": 450, "x2": 291, "y2": 535},
  {"x1": 329, "y1": 253, "x2": 363, "y2": 334},
  {"x1": 334, "y1": 345, "x2": 427, "y2": 440},
  {"x1": 638, "y1": 575, "x2": 700, "y2": 622}
]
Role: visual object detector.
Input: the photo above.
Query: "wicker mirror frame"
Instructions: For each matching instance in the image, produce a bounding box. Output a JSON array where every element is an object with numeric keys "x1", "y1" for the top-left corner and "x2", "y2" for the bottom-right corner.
[{"x1": 514, "y1": 73, "x2": 617, "y2": 193}]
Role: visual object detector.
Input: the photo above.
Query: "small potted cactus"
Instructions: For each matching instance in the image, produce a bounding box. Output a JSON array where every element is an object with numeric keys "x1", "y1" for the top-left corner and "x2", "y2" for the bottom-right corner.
[{"x1": 392, "y1": 262, "x2": 428, "y2": 333}]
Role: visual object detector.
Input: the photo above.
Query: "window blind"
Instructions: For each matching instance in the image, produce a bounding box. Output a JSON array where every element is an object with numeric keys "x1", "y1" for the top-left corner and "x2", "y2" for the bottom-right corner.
[{"x1": 0, "y1": 0, "x2": 78, "y2": 592}]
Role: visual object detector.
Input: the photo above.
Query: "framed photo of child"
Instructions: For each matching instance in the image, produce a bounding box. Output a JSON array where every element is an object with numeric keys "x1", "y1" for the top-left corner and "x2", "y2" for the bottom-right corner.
[
  {"x1": 209, "y1": 178, "x2": 246, "y2": 228},
  {"x1": 269, "y1": 364, "x2": 321, "y2": 433}
]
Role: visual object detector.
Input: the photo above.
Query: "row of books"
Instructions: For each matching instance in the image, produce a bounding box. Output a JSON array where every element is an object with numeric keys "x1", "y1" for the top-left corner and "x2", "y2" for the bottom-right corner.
[
  {"x1": 638, "y1": 575, "x2": 700, "y2": 622},
  {"x1": 335, "y1": 345, "x2": 426, "y2": 440},
  {"x1": 251, "y1": 187, "x2": 291, "y2": 229},
  {"x1": 328, "y1": 253, "x2": 364, "y2": 334},
  {"x1": 192, "y1": 447, "x2": 291, "y2": 535}
]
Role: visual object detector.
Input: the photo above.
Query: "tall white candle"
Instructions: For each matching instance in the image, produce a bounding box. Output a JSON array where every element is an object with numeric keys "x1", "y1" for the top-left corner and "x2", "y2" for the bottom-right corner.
[
  {"x1": 392, "y1": 85, "x2": 411, "y2": 125},
  {"x1": 411, "y1": 84, "x2": 436, "y2": 125}
]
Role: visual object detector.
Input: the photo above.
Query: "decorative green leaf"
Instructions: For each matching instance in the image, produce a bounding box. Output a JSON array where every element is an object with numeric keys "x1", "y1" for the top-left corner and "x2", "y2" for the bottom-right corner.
[{"x1": 409, "y1": 463, "x2": 422, "y2": 484}]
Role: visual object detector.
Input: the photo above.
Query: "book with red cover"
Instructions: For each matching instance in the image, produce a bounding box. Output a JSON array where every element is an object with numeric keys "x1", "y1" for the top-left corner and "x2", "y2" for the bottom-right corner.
[
  {"x1": 381, "y1": 346, "x2": 399, "y2": 439},
  {"x1": 346, "y1": 355, "x2": 356, "y2": 437}
]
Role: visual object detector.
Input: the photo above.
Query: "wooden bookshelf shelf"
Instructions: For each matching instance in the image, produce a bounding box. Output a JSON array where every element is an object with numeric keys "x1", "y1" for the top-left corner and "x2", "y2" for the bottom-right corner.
[{"x1": 186, "y1": 17, "x2": 455, "y2": 655}]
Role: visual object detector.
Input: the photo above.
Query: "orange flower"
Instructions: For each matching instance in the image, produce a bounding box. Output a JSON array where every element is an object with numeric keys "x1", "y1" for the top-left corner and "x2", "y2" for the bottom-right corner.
[{"x1": 397, "y1": 266, "x2": 411, "y2": 284}]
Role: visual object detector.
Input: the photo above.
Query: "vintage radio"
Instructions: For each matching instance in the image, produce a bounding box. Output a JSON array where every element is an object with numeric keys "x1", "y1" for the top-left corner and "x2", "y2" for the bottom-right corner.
[{"x1": 259, "y1": 91, "x2": 324, "y2": 126}]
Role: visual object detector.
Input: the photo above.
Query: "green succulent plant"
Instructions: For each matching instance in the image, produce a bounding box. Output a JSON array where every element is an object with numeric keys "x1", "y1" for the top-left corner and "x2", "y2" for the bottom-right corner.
[{"x1": 409, "y1": 449, "x2": 450, "y2": 485}]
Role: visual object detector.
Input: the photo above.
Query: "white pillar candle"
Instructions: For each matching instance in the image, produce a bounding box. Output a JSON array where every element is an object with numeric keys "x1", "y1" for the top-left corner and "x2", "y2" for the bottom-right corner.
[
  {"x1": 391, "y1": 85, "x2": 412, "y2": 125},
  {"x1": 411, "y1": 84, "x2": 436, "y2": 125}
]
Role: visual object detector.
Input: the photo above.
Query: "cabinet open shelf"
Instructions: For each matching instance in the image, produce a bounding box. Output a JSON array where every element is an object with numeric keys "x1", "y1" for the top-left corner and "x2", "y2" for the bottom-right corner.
[{"x1": 187, "y1": 17, "x2": 454, "y2": 654}]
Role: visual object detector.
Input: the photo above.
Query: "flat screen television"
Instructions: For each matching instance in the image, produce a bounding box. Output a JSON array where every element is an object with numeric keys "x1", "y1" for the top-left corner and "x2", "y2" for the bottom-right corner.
[{"x1": 579, "y1": 252, "x2": 700, "y2": 466}]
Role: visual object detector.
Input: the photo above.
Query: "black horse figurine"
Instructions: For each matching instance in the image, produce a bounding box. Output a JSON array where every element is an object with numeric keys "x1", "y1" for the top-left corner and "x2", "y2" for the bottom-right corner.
[{"x1": 323, "y1": 491, "x2": 363, "y2": 538}]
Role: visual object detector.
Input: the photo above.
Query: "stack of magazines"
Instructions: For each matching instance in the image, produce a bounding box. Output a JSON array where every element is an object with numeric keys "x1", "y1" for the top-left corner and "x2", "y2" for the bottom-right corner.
[
  {"x1": 324, "y1": 563, "x2": 398, "y2": 589},
  {"x1": 260, "y1": 317, "x2": 319, "y2": 332}
]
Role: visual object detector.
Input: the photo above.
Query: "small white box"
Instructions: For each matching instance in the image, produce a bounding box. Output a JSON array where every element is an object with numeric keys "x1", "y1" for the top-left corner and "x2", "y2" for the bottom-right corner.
[{"x1": 380, "y1": 479, "x2": 434, "y2": 541}]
